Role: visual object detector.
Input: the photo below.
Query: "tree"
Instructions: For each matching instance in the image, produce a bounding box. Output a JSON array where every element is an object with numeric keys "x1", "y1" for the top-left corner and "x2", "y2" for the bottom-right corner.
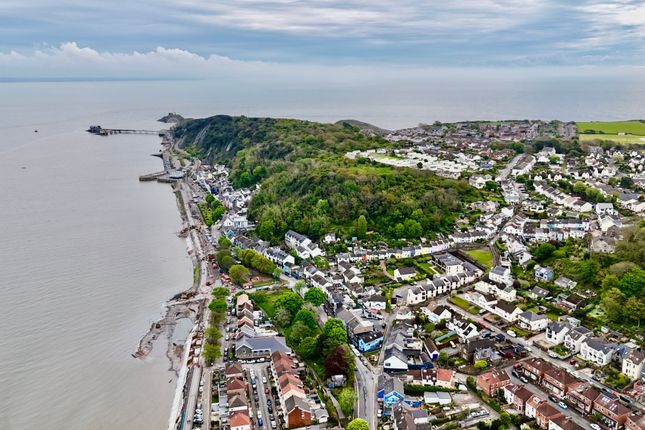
[
  {"x1": 338, "y1": 387, "x2": 357, "y2": 416},
  {"x1": 212, "y1": 287, "x2": 228, "y2": 299},
  {"x1": 220, "y1": 255, "x2": 235, "y2": 271},
  {"x1": 205, "y1": 327, "x2": 222, "y2": 343},
  {"x1": 294, "y1": 280, "x2": 306, "y2": 291},
  {"x1": 474, "y1": 360, "x2": 488, "y2": 370},
  {"x1": 325, "y1": 345, "x2": 349, "y2": 377},
  {"x1": 601, "y1": 274, "x2": 620, "y2": 293},
  {"x1": 229, "y1": 264, "x2": 250, "y2": 285},
  {"x1": 216, "y1": 249, "x2": 232, "y2": 266},
  {"x1": 625, "y1": 296, "x2": 645, "y2": 328},
  {"x1": 290, "y1": 321, "x2": 313, "y2": 342},
  {"x1": 203, "y1": 343, "x2": 221, "y2": 362},
  {"x1": 304, "y1": 287, "x2": 325, "y2": 306},
  {"x1": 323, "y1": 318, "x2": 346, "y2": 339},
  {"x1": 298, "y1": 336, "x2": 319, "y2": 358},
  {"x1": 272, "y1": 268, "x2": 282, "y2": 279},
  {"x1": 347, "y1": 418, "x2": 369, "y2": 430},
  {"x1": 601, "y1": 287, "x2": 625, "y2": 322},
  {"x1": 578, "y1": 259, "x2": 599, "y2": 286},
  {"x1": 618, "y1": 268, "x2": 645, "y2": 297},
  {"x1": 274, "y1": 308, "x2": 293, "y2": 327},
  {"x1": 275, "y1": 291, "x2": 304, "y2": 316},
  {"x1": 294, "y1": 308, "x2": 319, "y2": 331},
  {"x1": 355, "y1": 215, "x2": 367, "y2": 239},
  {"x1": 218, "y1": 236, "x2": 232, "y2": 247},
  {"x1": 533, "y1": 243, "x2": 555, "y2": 262},
  {"x1": 208, "y1": 299, "x2": 227, "y2": 314}
]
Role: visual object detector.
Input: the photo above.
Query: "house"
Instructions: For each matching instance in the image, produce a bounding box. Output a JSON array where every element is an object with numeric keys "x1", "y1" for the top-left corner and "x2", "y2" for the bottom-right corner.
[
  {"x1": 580, "y1": 338, "x2": 616, "y2": 366},
  {"x1": 378, "y1": 374, "x2": 406, "y2": 408},
  {"x1": 554, "y1": 276, "x2": 577, "y2": 290},
  {"x1": 435, "y1": 368, "x2": 456, "y2": 389},
  {"x1": 535, "y1": 265, "x2": 555, "y2": 282},
  {"x1": 227, "y1": 377, "x2": 248, "y2": 397},
  {"x1": 421, "y1": 304, "x2": 452, "y2": 323},
  {"x1": 284, "y1": 396, "x2": 312, "y2": 428},
  {"x1": 494, "y1": 299, "x2": 522, "y2": 322},
  {"x1": 423, "y1": 391, "x2": 452, "y2": 406},
  {"x1": 518, "y1": 311, "x2": 549, "y2": 332},
  {"x1": 626, "y1": 414, "x2": 645, "y2": 430},
  {"x1": 549, "y1": 415, "x2": 586, "y2": 430},
  {"x1": 395, "y1": 267, "x2": 417, "y2": 282},
  {"x1": 364, "y1": 294, "x2": 387, "y2": 311},
  {"x1": 522, "y1": 358, "x2": 554, "y2": 383},
  {"x1": 536, "y1": 403, "x2": 562, "y2": 429},
  {"x1": 225, "y1": 362, "x2": 245, "y2": 379},
  {"x1": 462, "y1": 338, "x2": 498, "y2": 363},
  {"x1": 489, "y1": 265, "x2": 514, "y2": 287},
  {"x1": 593, "y1": 394, "x2": 631, "y2": 430},
  {"x1": 476, "y1": 369, "x2": 511, "y2": 396},
  {"x1": 561, "y1": 294, "x2": 586, "y2": 311},
  {"x1": 566, "y1": 382, "x2": 600, "y2": 415},
  {"x1": 529, "y1": 286, "x2": 551, "y2": 300},
  {"x1": 434, "y1": 253, "x2": 464, "y2": 274},
  {"x1": 622, "y1": 349, "x2": 645, "y2": 381},
  {"x1": 447, "y1": 315, "x2": 479, "y2": 341},
  {"x1": 336, "y1": 309, "x2": 374, "y2": 337},
  {"x1": 564, "y1": 326, "x2": 593, "y2": 353},
  {"x1": 542, "y1": 367, "x2": 577, "y2": 398},
  {"x1": 230, "y1": 411, "x2": 252, "y2": 430},
  {"x1": 545, "y1": 322, "x2": 570, "y2": 345},
  {"x1": 228, "y1": 393, "x2": 250, "y2": 413},
  {"x1": 284, "y1": 230, "x2": 323, "y2": 259},
  {"x1": 384, "y1": 345, "x2": 409, "y2": 372},
  {"x1": 356, "y1": 331, "x2": 384, "y2": 353},
  {"x1": 503, "y1": 384, "x2": 535, "y2": 413},
  {"x1": 526, "y1": 395, "x2": 546, "y2": 420}
]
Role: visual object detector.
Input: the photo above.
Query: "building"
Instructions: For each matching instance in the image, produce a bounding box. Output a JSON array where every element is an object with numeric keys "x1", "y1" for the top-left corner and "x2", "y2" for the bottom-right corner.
[
  {"x1": 230, "y1": 411, "x2": 252, "y2": 430},
  {"x1": 494, "y1": 299, "x2": 522, "y2": 322},
  {"x1": 626, "y1": 414, "x2": 645, "y2": 430},
  {"x1": 542, "y1": 367, "x2": 577, "y2": 398},
  {"x1": 622, "y1": 349, "x2": 645, "y2": 381},
  {"x1": 378, "y1": 374, "x2": 406, "y2": 408},
  {"x1": 476, "y1": 369, "x2": 511, "y2": 396},
  {"x1": 489, "y1": 265, "x2": 514, "y2": 287},
  {"x1": 593, "y1": 394, "x2": 631, "y2": 430},
  {"x1": 522, "y1": 358, "x2": 553, "y2": 383},
  {"x1": 566, "y1": 382, "x2": 600, "y2": 415},
  {"x1": 549, "y1": 416, "x2": 586, "y2": 430},
  {"x1": 395, "y1": 267, "x2": 417, "y2": 282},
  {"x1": 535, "y1": 265, "x2": 555, "y2": 282},
  {"x1": 564, "y1": 326, "x2": 593, "y2": 353},
  {"x1": 518, "y1": 311, "x2": 549, "y2": 332},
  {"x1": 503, "y1": 384, "x2": 534, "y2": 413},
  {"x1": 356, "y1": 331, "x2": 384, "y2": 353},
  {"x1": 235, "y1": 335, "x2": 290, "y2": 359},
  {"x1": 554, "y1": 276, "x2": 577, "y2": 290},
  {"x1": 284, "y1": 396, "x2": 313, "y2": 428},
  {"x1": 545, "y1": 322, "x2": 570, "y2": 345},
  {"x1": 421, "y1": 304, "x2": 452, "y2": 323},
  {"x1": 580, "y1": 338, "x2": 616, "y2": 366},
  {"x1": 536, "y1": 403, "x2": 562, "y2": 428}
]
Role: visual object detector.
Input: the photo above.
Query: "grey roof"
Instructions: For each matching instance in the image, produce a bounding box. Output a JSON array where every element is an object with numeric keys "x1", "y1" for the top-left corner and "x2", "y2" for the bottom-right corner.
[
  {"x1": 519, "y1": 311, "x2": 548, "y2": 322},
  {"x1": 378, "y1": 373, "x2": 405, "y2": 394},
  {"x1": 490, "y1": 265, "x2": 508, "y2": 276},
  {"x1": 496, "y1": 299, "x2": 519, "y2": 314},
  {"x1": 236, "y1": 335, "x2": 289, "y2": 353},
  {"x1": 584, "y1": 337, "x2": 616, "y2": 354},
  {"x1": 284, "y1": 395, "x2": 311, "y2": 414},
  {"x1": 397, "y1": 266, "x2": 417, "y2": 275}
]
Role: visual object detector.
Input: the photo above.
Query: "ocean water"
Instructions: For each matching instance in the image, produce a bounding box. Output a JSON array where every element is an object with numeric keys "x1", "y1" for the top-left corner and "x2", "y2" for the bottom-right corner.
[{"x1": 0, "y1": 76, "x2": 643, "y2": 429}]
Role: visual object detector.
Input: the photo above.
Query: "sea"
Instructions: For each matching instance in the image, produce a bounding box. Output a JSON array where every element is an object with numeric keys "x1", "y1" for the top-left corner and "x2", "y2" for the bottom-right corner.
[{"x1": 0, "y1": 76, "x2": 643, "y2": 430}]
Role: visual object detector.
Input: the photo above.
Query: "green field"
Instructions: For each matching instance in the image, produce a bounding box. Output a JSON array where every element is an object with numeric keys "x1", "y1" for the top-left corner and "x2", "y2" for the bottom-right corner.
[
  {"x1": 465, "y1": 248, "x2": 494, "y2": 268},
  {"x1": 576, "y1": 120, "x2": 645, "y2": 135},
  {"x1": 449, "y1": 296, "x2": 481, "y2": 314},
  {"x1": 579, "y1": 134, "x2": 645, "y2": 145}
]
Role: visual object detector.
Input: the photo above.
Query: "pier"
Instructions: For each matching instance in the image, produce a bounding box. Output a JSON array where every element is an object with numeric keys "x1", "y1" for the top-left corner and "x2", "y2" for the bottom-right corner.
[{"x1": 87, "y1": 125, "x2": 168, "y2": 137}]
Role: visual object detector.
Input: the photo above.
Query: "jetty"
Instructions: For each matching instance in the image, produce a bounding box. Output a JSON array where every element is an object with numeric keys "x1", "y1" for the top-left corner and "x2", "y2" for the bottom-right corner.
[{"x1": 87, "y1": 125, "x2": 168, "y2": 137}]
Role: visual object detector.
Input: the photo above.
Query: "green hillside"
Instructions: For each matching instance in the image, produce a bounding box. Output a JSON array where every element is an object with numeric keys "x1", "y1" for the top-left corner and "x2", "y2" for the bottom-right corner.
[
  {"x1": 173, "y1": 115, "x2": 480, "y2": 243},
  {"x1": 577, "y1": 120, "x2": 645, "y2": 135}
]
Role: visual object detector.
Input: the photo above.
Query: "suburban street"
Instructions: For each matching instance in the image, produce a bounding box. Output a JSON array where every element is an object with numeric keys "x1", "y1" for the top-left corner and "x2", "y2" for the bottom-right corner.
[{"x1": 354, "y1": 353, "x2": 377, "y2": 430}]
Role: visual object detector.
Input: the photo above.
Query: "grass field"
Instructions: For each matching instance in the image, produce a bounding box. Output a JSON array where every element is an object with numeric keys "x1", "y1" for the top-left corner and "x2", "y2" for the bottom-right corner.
[
  {"x1": 579, "y1": 134, "x2": 645, "y2": 145},
  {"x1": 465, "y1": 248, "x2": 494, "y2": 268},
  {"x1": 449, "y1": 296, "x2": 481, "y2": 314},
  {"x1": 576, "y1": 120, "x2": 645, "y2": 135}
]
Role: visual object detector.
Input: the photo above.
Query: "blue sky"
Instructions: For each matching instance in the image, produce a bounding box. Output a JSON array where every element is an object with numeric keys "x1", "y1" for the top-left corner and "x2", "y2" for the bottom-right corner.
[{"x1": 1, "y1": 0, "x2": 644, "y2": 77}]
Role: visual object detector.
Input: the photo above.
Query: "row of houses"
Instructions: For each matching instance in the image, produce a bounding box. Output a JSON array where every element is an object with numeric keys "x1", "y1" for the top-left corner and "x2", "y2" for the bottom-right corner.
[
  {"x1": 477, "y1": 366, "x2": 644, "y2": 430},
  {"x1": 269, "y1": 351, "x2": 317, "y2": 428},
  {"x1": 234, "y1": 294, "x2": 291, "y2": 360}
]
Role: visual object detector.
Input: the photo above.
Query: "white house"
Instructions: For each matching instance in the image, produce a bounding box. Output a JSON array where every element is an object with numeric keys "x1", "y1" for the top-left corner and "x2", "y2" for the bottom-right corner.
[
  {"x1": 564, "y1": 326, "x2": 593, "y2": 353},
  {"x1": 580, "y1": 338, "x2": 615, "y2": 366},
  {"x1": 517, "y1": 311, "x2": 549, "y2": 332},
  {"x1": 545, "y1": 322, "x2": 570, "y2": 345},
  {"x1": 595, "y1": 203, "x2": 616, "y2": 216},
  {"x1": 621, "y1": 349, "x2": 645, "y2": 381},
  {"x1": 489, "y1": 265, "x2": 514, "y2": 287},
  {"x1": 493, "y1": 300, "x2": 522, "y2": 322},
  {"x1": 422, "y1": 304, "x2": 452, "y2": 323},
  {"x1": 394, "y1": 267, "x2": 417, "y2": 282},
  {"x1": 284, "y1": 230, "x2": 323, "y2": 259},
  {"x1": 447, "y1": 316, "x2": 479, "y2": 342}
]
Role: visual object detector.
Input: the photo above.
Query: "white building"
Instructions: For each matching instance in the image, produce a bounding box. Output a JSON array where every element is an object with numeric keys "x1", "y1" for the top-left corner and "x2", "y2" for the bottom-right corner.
[
  {"x1": 517, "y1": 311, "x2": 549, "y2": 332},
  {"x1": 622, "y1": 349, "x2": 645, "y2": 381},
  {"x1": 580, "y1": 338, "x2": 615, "y2": 366},
  {"x1": 545, "y1": 322, "x2": 570, "y2": 345},
  {"x1": 489, "y1": 265, "x2": 514, "y2": 287}
]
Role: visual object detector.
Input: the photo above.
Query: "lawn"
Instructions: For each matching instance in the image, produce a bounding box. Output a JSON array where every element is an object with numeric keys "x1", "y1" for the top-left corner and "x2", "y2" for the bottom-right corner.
[
  {"x1": 509, "y1": 326, "x2": 530, "y2": 338},
  {"x1": 576, "y1": 120, "x2": 645, "y2": 135},
  {"x1": 415, "y1": 261, "x2": 437, "y2": 275},
  {"x1": 248, "y1": 289, "x2": 287, "y2": 318},
  {"x1": 465, "y1": 248, "x2": 494, "y2": 268},
  {"x1": 449, "y1": 296, "x2": 481, "y2": 314},
  {"x1": 579, "y1": 134, "x2": 645, "y2": 145}
]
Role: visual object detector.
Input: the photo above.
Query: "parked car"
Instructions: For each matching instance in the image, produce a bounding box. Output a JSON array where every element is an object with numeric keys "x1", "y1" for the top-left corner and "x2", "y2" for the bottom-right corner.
[
  {"x1": 549, "y1": 395, "x2": 558, "y2": 402},
  {"x1": 590, "y1": 424, "x2": 601, "y2": 430},
  {"x1": 520, "y1": 376, "x2": 529, "y2": 384},
  {"x1": 569, "y1": 359, "x2": 577, "y2": 365},
  {"x1": 558, "y1": 402, "x2": 568, "y2": 409}
]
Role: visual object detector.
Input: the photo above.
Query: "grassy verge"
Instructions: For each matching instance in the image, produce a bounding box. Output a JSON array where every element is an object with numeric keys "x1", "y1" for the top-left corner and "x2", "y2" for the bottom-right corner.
[{"x1": 449, "y1": 296, "x2": 481, "y2": 314}]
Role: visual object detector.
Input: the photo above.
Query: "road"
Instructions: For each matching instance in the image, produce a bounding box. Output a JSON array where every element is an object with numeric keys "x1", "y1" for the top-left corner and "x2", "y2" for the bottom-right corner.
[{"x1": 354, "y1": 354, "x2": 377, "y2": 430}]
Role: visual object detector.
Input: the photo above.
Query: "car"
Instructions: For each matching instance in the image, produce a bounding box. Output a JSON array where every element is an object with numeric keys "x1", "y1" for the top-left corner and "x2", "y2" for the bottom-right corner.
[
  {"x1": 377, "y1": 409, "x2": 383, "y2": 418},
  {"x1": 495, "y1": 334, "x2": 506, "y2": 342},
  {"x1": 254, "y1": 395, "x2": 259, "y2": 402},
  {"x1": 520, "y1": 376, "x2": 529, "y2": 384},
  {"x1": 507, "y1": 329, "x2": 517, "y2": 338},
  {"x1": 267, "y1": 399, "x2": 272, "y2": 406},
  {"x1": 271, "y1": 420, "x2": 277, "y2": 429},
  {"x1": 569, "y1": 359, "x2": 577, "y2": 365},
  {"x1": 268, "y1": 405, "x2": 273, "y2": 414},
  {"x1": 590, "y1": 424, "x2": 601, "y2": 430},
  {"x1": 195, "y1": 409, "x2": 203, "y2": 415},
  {"x1": 558, "y1": 402, "x2": 568, "y2": 409},
  {"x1": 262, "y1": 376, "x2": 267, "y2": 384},
  {"x1": 549, "y1": 395, "x2": 558, "y2": 402},
  {"x1": 258, "y1": 418, "x2": 264, "y2": 426},
  {"x1": 265, "y1": 387, "x2": 270, "y2": 394},
  {"x1": 512, "y1": 370, "x2": 520, "y2": 378},
  {"x1": 513, "y1": 363, "x2": 523, "y2": 369}
]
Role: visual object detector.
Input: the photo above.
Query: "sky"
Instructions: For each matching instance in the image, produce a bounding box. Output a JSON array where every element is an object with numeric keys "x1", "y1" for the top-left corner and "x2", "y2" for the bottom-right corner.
[{"x1": 1, "y1": 0, "x2": 645, "y2": 78}]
